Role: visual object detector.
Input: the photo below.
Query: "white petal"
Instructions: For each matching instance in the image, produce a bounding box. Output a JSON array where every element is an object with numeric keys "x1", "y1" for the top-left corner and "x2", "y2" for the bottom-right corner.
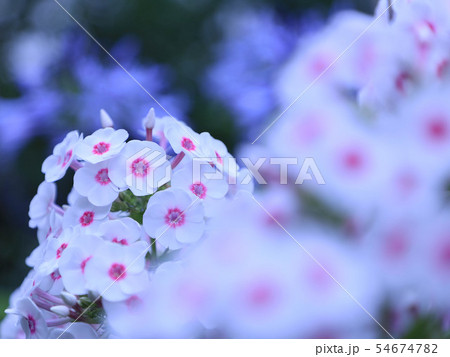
[
  {"x1": 88, "y1": 185, "x2": 118, "y2": 206},
  {"x1": 175, "y1": 220, "x2": 205, "y2": 243}
]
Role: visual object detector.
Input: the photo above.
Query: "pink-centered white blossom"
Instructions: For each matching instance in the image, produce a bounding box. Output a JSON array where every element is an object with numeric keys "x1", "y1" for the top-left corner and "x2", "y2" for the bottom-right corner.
[
  {"x1": 171, "y1": 158, "x2": 228, "y2": 216},
  {"x1": 35, "y1": 209, "x2": 63, "y2": 244},
  {"x1": 63, "y1": 196, "x2": 111, "y2": 232},
  {"x1": 28, "y1": 181, "x2": 57, "y2": 229},
  {"x1": 38, "y1": 227, "x2": 77, "y2": 275},
  {"x1": 84, "y1": 241, "x2": 149, "y2": 302},
  {"x1": 164, "y1": 118, "x2": 205, "y2": 157},
  {"x1": 143, "y1": 188, "x2": 205, "y2": 250},
  {"x1": 99, "y1": 217, "x2": 143, "y2": 246},
  {"x1": 11, "y1": 298, "x2": 49, "y2": 339},
  {"x1": 42, "y1": 130, "x2": 82, "y2": 182},
  {"x1": 58, "y1": 234, "x2": 104, "y2": 295},
  {"x1": 198, "y1": 132, "x2": 236, "y2": 174},
  {"x1": 109, "y1": 140, "x2": 170, "y2": 196},
  {"x1": 73, "y1": 160, "x2": 121, "y2": 206},
  {"x1": 75, "y1": 127, "x2": 128, "y2": 164}
]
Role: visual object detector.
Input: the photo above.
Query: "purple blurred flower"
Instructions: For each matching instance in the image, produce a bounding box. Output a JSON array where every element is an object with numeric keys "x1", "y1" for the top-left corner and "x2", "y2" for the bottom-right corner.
[
  {"x1": 203, "y1": 7, "x2": 298, "y2": 133},
  {"x1": 1, "y1": 31, "x2": 188, "y2": 158}
]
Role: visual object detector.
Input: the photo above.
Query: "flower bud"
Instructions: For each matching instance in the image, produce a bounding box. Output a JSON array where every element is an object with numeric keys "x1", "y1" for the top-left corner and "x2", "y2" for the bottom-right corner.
[
  {"x1": 4, "y1": 308, "x2": 18, "y2": 315},
  {"x1": 100, "y1": 109, "x2": 114, "y2": 128},
  {"x1": 50, "y1": 305, "x2": 71, "y2": 317},
  {"x1": 143, "y1": 108, "x2": 156, "y2": 130},
  {"x1": 60, "y1": 291, "x2": 77, "y2": 307}
]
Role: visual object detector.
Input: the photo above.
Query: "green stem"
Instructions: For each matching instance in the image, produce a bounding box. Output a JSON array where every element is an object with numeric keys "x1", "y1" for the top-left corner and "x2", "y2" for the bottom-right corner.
[{"x1": 150, "y1": 238, "x2": 157, "y2": 260}]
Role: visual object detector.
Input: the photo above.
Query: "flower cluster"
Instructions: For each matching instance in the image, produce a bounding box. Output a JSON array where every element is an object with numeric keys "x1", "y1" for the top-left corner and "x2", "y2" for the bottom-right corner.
[
  {"x1": 1, "y1": 109, "x2": 249, "y2": 338},
  {"x1": 247, "y1": 0, "x2": 450, "y2": 335}
]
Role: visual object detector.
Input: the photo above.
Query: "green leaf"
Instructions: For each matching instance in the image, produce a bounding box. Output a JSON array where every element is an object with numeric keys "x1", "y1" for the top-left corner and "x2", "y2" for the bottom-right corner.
[{"x1": 401, "y1": 315, "x2": 450, "y2": 339}]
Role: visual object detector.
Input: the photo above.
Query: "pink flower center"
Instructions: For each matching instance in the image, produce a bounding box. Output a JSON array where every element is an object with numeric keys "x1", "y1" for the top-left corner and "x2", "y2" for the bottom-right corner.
[
  {"x1": 27, "y1": 315, "x2": 36, "y2": 335},
  {"x1": 309, "y1": 53, "x2": 331, "y2": 77},
  {"x1": 416, "y1": 20, "x2": 436, "y2": 40},
  {"x1": 95, "y1": 168, "x2": 111, "y2": 185},
  {"x1": 51, "y1": 271, "x2": 61, "y2": 281},
  {"x1": 56, "y1": 243, "x2": 68, "y2": 259},
  {"x1": 181, "y1": 137, "x2": 195, "y2": 151},
  {"x1": 341, "y1": 149, "x2": 366, "y2": 173},
  {"x1": 215, "y1": 151, "x2": 223, "y2": 165},
  {"x1": 62, "y1": 150, "x2": 73, "y2": 167},
  {"x1": 131, "y1": 158, "x2": 150, "y2": 177},
  {"x1": 293, "y1": 115, "x2": 323, "y2": 144},
  {"x1": 264, "y1": 211, "x2": 286, "y2": 227},
  {"x1": 125, "y1": 295, "x2": 142, "y2": 310},
  {"x1": 108, "y1": 263, "x2": 127, "y2": 281},
  {"x1": 93, "y1": 142, "x2": 111, "y2": 155},
  {"x1": 384, "y1": 230, "x2": 408, "y2": 260},
  {"x1": 112, "y1": 238, "x2": 129, "y2": 246},
  {"x1": 437, "y1": 59, "x2": 449, "y2": 78},
  {"x1": 190, "y1": 182, "x2": 207, "y2": 199},
  {"x1": 80, "y1": 256, "x2": 92, "y2": 274},
  {"x1": 308, "y1": 265, "x2": 334, "y2": 293},
  {"x1": 424, "y1": 20, "x2": 437, "y2": 34},
  {"x1": 246, "y1": 282, "x2": 277, "y2": 310},
  {"x1": 79, "y1": 211, "x2": 95, "y2": 227},
  {"x1": 436, "y1": 240, "x2": 450, "y2": 271},
  {"x1": 396, "y1": 171, "x2": 417, "y2": 197},
  {"x1": 426, "y1": 116, "x2": 448, "y2": 142},
  {"x1": 165, "y1": 208, "x2": 185, "y2": 228},
  {"x1": 395, "y1": 72, "x2": 411, "y2": 93},
  {"x1": 345, "y1": 153, "x2": 362, "y2": 169}
]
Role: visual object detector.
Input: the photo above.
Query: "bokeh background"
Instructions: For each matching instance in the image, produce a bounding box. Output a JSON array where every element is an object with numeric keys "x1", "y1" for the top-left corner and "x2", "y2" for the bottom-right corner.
[{"x1": 0, "y1": 0, "x2": 376, "y2": 322}]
